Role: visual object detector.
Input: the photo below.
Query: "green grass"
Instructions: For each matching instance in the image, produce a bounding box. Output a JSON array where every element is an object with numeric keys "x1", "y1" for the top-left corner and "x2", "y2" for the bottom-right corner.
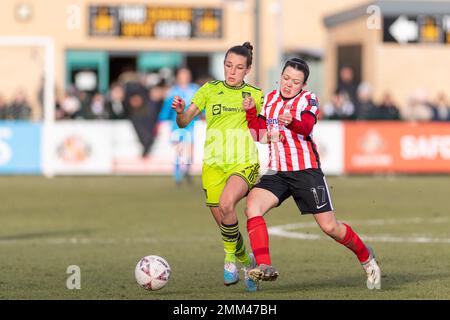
[{"x1": 0, "y1": 175, "x2": 449, "y2": 299}]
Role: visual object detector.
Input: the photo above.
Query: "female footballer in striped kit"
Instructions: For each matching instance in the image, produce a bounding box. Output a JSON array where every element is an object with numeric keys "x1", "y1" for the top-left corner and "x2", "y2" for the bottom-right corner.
[{"x1": 243, "y1": 58, "x2": 381, "y2": 290}]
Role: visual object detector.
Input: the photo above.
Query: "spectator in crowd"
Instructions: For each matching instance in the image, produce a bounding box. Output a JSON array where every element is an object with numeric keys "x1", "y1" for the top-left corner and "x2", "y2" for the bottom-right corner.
[
  {"x1": 431, "y1": 92, "x2": 450, "y2": 121},
  {"x1": 72, "y1": 92, "x2": 108, "y2": 120},
  {"x1": 8, "y1": 89, "x2": 32, "y2": 120},
  {"x1": 355, "y1": 82, "x2": 377, "y2": 120},
  {"x1": 160, "y1": 67, "x2": 200, "y2": 184},
  {"x1": 336, "y1": 66, "x2": 358, "y2": 106},
  {"x1": 0, "y1": 94, "x2": 8, "y2": 119},
  {"x1": 402, "y1": 90, "x2": 433, "y2": 121},
  {"x1": 86, "y1": 93, "x2": 109, "y2": 119},
  {"x1": 105, "y1": 83, "x2": 127, "y2": 119},
  {"x1": 119, "y1": 69, "x2": 142, "y2": 94},
  {"x1": 126, "y1": 84, "x2": 155, "y2": 157},
  {"x1": 145, "y1": 82, "x2": 166, "y2": 152},
  {"x1": 322, "y1": 91, "x2": 355, "y2": 120},
  {"x1": 369, "y1": 92, "x2": 401, "y2": 120},
  {"x1": 118, "y1": 69, "x2": 160, "y2": 156},
  {"x1": 60, "y1": 89, "x2": 82, "y2": 119},
  {"x1": 73, "y1": 91, "x2": 94, "y2": 119}
]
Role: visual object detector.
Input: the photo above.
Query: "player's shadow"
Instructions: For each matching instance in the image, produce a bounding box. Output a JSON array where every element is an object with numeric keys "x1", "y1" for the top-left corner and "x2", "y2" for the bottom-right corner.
[
  {"x1": 0, "y1": 229, "x2": 94, "y2": 240},
  {"x1": 264, "y1": 271, "x2": 450, "y2": 293},
  {"x1": 380, "y1": 271, "x2": 450, "y2": 290}
]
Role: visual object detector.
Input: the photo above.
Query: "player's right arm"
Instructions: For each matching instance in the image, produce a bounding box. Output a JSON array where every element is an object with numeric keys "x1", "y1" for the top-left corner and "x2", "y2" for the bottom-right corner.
[{"x1": 172, "y1": 96, "x2": 201, "y2": 128}]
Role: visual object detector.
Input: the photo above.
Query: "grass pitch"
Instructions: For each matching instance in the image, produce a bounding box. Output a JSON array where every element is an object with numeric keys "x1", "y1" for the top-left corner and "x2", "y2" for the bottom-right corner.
[{"x1": 0, "y1": 175, "x2": 449, "y2": 299}]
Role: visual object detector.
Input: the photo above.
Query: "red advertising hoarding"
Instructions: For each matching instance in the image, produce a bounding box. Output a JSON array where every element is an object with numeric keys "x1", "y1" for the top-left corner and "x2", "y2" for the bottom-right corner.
[{"x1": 344, "y1": 122, "x2": 450, "y2": 173}]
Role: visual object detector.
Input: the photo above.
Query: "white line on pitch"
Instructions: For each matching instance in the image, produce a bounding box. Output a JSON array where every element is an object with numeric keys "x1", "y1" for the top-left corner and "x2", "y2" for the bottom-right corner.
[{"x1": 268, "y1": 217, "x2": 450, "y2": 244}]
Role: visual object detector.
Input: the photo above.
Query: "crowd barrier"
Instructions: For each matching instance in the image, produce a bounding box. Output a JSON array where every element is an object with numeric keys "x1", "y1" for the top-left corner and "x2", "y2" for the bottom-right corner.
[{"x1": 0, "y1": 120, "x2": 449, "y2": 175}]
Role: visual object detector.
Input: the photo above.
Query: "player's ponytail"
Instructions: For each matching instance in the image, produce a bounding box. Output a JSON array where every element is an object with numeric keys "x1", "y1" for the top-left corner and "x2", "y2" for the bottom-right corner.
[
  {"x1": 225, "y1": 42, "x2": 253, "y2": 68},
  {"x1": 241, "y1": 42, "x2": 253, "y2": 67}
]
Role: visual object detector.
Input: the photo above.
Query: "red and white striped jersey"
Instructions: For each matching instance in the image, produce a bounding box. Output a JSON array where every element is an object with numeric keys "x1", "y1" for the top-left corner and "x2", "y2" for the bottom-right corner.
[{"x1": 260, "y1": 89, "x2": 321, "y2": 171}]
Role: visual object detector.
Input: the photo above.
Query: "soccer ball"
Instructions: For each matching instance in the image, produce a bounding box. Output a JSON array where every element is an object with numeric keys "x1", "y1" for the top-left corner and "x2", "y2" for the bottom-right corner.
[{"x1": 135, "y1": 255, "x2": 171, "y2": 291}]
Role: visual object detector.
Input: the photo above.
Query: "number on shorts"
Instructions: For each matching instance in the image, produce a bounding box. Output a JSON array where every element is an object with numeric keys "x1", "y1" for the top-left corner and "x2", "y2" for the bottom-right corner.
[{"x1": 310, "y1": 186, "x2": 327, "y2": 205}]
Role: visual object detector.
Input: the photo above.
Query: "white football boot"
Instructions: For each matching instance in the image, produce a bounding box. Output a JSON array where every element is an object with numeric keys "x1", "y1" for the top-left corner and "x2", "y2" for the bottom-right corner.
[{"x1": 362, "y1": 247, "x2": 381, "y2": 290}]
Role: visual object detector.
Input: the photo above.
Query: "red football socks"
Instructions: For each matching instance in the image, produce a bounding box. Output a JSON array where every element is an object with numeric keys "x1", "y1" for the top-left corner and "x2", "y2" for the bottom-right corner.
[
  {"x1": 336, "y1": 223, "x2": 370, "y2": 264},
  {"x1": 247, "y1": 216, "x2": 271, "y2": 265}
]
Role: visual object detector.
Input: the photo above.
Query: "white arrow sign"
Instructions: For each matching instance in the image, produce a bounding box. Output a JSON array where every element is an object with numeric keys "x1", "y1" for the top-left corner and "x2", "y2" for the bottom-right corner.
[{"x1": 389, "y1": 15, "x2": 419, "y2": 44}]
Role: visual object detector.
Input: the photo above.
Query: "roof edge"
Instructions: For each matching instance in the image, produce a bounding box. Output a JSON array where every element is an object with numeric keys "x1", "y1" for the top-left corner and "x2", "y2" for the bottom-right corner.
[{"x1": 324, "y1": 1, "x2": 450, "y2": 29}]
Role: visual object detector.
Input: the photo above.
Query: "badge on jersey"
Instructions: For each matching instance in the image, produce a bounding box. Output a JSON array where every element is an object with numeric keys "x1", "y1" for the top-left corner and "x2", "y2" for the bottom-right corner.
[
  {"x1": 309, "y1": 99, "x2": 318, "y2": 107},
  {"x1": 242, "y1": 92, "x2": 251, "y2": 99}
]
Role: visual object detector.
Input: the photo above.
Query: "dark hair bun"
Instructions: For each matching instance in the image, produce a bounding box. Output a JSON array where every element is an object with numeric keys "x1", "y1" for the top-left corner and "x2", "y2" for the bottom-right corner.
[
  {"x1": 225, "y1": 42, "x2": 254, "y2": 67},
  {"x1": 242, "y1": 42, "x2": 253, "y2": 53}
]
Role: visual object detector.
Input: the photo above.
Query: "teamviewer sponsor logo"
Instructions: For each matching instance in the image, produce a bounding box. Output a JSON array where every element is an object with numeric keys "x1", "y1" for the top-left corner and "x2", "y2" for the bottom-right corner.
[{"x1": 212, "y1": 104, "x2": 222, "y2": 115}]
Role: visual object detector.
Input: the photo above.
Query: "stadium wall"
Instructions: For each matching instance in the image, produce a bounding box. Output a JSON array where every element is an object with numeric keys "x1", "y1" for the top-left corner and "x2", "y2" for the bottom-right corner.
[{"x1": 1, "y1": 120, "x2": 449, "y2": 175}]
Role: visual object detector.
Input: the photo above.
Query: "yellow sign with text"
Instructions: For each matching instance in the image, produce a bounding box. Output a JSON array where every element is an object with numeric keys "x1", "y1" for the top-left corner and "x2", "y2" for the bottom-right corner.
[{"x1": 89, "y1": 5, "x2": 222, "y2": 39}]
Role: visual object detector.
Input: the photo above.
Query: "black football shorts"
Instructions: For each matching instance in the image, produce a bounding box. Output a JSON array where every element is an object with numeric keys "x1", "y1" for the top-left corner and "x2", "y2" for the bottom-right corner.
[{"x1": 254, "y1": 168, "x2": 334, "y2": 214}]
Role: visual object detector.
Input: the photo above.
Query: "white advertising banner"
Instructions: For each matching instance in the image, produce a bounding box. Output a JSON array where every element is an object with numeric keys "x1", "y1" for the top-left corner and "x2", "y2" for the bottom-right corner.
[
  {"x1": 313, "y1": 121, "x2": 344, "y2": 175},
  {"x1": 112, "y1": 121, "x2": 204, "y2": 174},
  {"x1": 53, "y1": 121, "x2": 112, "y2": 174},
  {"x1": 111, "y1": 120, "x2": 271, "y2": 175},
  {"x1": 49, "y1": 120, "x2": 343, "y2": 176}
]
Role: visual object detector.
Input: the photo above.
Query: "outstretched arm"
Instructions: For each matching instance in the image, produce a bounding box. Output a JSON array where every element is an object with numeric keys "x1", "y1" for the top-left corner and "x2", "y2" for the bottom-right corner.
[{"x1": 172, "y1": 96, "x2": 201, "y2": 128}]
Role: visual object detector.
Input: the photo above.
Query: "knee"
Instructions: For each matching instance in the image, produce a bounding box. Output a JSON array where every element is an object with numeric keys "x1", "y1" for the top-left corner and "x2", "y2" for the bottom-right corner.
[
  {"x1": 245, "y1": 201, "x2": 262, "y2": 219},
  {"x1": 320, "y1": 221, "x2": 339, "y2": 238},
  {"x1": 219, "y1": 199, "x2": 235, "y2": 216}
]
